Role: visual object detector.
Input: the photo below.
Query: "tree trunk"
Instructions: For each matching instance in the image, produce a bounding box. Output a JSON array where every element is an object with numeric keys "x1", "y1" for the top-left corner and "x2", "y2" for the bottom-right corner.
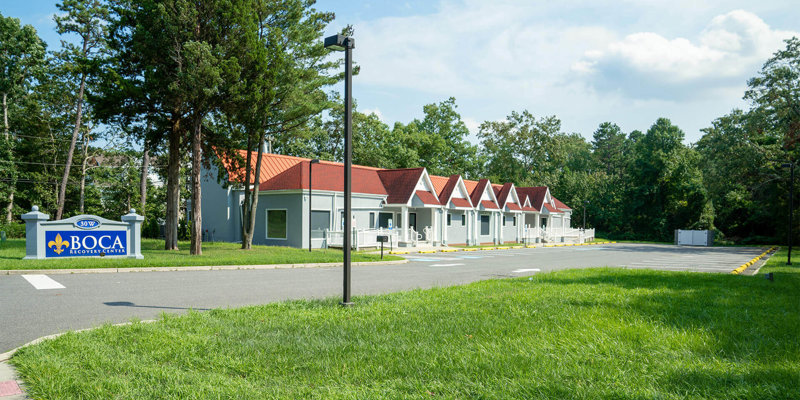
[
  {"x1": 140, "y1": 147, "x2": 149, "y2": 215},
  {"x1": 3, "y1": 92, "x2": 12, "y2": 223},
  {"x1": 165, "y1": 117, "x2": 181, "y2": 250},
  {"x1": 79, "y1": 130, "x2": 89, "y2": 214},
  {"x1": 241, "y1": 134, "x2": 253, "y2": 249},
  {"x1": 56, "y1": 72, "x2": 87, "y2": 220},
  {"x1": 2, "y1": 92, "x2": 7, "y2": 140},
  {"x1": 245, "y1": 134, "x2": 266, "y2": 249},
  {"x1": 189, "y1": 118, "x2": 203, "y2": 255}
]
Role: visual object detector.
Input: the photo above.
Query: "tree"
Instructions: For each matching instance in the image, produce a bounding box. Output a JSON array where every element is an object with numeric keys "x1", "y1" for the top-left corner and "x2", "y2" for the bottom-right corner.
[
  {"x1": 745, "y1": 37, "x2": 800, "y2": 156},
  {"x1": 478, "y1": 110, "x2": 561, "y2": 186},
  {"x1": 0, "y1": 13, "x2": 46, "y2": 222},
  {"x1": 223, "y1": 0, "x2": 336, "y2": 250},
  {"x1": 53, "y1": 0, "x2": 109, "y2": 220}
]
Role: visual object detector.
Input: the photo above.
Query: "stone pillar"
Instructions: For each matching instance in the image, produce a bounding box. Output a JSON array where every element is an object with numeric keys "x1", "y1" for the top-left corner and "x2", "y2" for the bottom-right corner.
[
  {"x1": 21, "y1": 206, "x2": 50, "y2": 259},
  {"x1": 122, "y1": 208, "x2": 145, "y2": 259}
]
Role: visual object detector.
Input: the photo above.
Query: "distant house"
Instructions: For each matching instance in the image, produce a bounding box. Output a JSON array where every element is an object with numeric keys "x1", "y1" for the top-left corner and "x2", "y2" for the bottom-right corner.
[{"x1": 201, "y1": 151, "x2": 587, "y2": 249}]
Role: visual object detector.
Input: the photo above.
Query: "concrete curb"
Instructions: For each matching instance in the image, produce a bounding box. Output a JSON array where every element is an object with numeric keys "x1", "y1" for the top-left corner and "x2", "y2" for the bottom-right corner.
[
  {"x1": 731, "y1": 246, "x2": 777, "y2": 275},
  {"x1": 0, "y1": 259, "x2": 408, "y2": 276}
]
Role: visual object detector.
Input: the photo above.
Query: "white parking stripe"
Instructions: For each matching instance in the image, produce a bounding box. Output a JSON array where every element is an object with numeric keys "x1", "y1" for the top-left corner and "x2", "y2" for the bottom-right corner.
[
  {"x1": 429, "y1": 263, "x2": 465, "y2": 267},
  {"x1": 22, "y1": 274, "x2": 65, "y2": 290},
  {"x1": 512, "y1": 268, "x2": 541, "y2": 273}
]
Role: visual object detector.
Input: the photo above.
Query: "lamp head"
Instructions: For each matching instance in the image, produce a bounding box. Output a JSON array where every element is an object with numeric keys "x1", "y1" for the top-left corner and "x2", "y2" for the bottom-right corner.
[
  {"x1": 311, "y1": 159, "x2": 320, "y2": 164},
  {"x1": 782, "y1": 163, "x2": 792, "y2": 168},
  {"x1": 324, "y1": 34, "x2": 354, "y2": 51}
]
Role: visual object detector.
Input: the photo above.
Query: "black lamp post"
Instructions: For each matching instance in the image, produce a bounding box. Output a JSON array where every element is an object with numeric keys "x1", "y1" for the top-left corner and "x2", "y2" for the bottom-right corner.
[
  {"x1": 309, "y1": 159, "x2": 320, "y2": 252},
  {"x1": 782, "y1": 162, "x2": 795, "y2": 265},
  {"x1": 325, "y1": 33, "x2": 355, "y2": 306},
  {"x1": 583, "y1": 200, "x2": 589, "y2": 231}
]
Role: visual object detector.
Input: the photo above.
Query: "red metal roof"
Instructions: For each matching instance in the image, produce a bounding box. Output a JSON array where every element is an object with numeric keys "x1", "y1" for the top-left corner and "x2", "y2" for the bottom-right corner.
[
  {"x1": 377, "y1": 168, "x2": 425, "y2": 204},
  {"x1": 259, "y1": 161, "x2": 388, "y2": 195},
  {"x1": 414, "y1": 190, "x2": 441, "y2": 205},
  {"x1": 481, "y1": 200, "x2": 499, "y2": 209},
  {"x1": 451, "y1": 198, "x2": 472, "y2": 208}
]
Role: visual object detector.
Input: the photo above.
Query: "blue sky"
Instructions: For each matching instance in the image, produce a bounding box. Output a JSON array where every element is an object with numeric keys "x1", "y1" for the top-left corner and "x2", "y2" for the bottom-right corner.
[{"x1": 4, "y1": 0, "x2": 799, "y2": 142}]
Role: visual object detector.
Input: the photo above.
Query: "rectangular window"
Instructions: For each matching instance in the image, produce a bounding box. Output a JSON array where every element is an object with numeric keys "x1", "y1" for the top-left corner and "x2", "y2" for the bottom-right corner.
[
  {"x1": 513, "y1": 216, "x2": 517, "y2": 226},
  {"x1": 447, "y1": 214, "x2": 451, "y2": 226},
  {"x1": 266, "y1": 209, "x2": 287, "y2": 239},
  {"x1": 378, "y1": 212, "x2": 393, "y2": 228},
  {"x1": 311, "y1": 210, "x2": 330, "y2": 232},
  {"x1": 480, "y1": 215, "x2": 490, "y2": 236},
  {"x1": 503, "y1": 215, "x2": 507, "y2": 226},
  {"x1": 369, "y1": 212, "x2": 375, "y2": 229},
  {"x1": 461, "y1": 214, "x2": 466, "y2": 226}
]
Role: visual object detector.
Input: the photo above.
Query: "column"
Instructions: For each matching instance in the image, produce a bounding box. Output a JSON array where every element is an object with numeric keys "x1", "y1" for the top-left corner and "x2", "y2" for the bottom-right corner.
[
  {"x1": 402, "y1": 206, "x2": 409, "y2": 242},
  {"x1": 442, "y1": 209, "x2": 448, "y2": 244},
  {"x1": 122, "y1": 208, "x2": 145, "y2": 259},
  {"x1": 21, "y1": 206, "x2": 50, "y2": 260}
]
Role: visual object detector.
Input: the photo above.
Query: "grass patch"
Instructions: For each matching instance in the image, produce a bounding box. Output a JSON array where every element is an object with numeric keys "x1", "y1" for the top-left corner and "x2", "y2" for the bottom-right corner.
[
  {"x1": 0, "y1": 238, "x2": 400, "y2": 270},
  {"x1": 11, "y1": 250, "x2": 800, "y2": 399}
]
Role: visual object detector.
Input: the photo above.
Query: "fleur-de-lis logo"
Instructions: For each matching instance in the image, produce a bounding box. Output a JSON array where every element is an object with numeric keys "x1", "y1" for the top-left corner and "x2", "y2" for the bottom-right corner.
[{"x1": 48, "y1": 233, "x2": 69, "y2": 255}]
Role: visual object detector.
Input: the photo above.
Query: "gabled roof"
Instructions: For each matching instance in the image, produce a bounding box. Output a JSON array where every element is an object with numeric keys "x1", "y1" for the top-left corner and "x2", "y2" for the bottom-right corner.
[
  {"x1": 553, "y1": 197, "x2": 572, "y2": 211},
  {"x1": 516, "y1": 186, "x2": 549, "y2": 211},
  {"x1": 480, "y1": 200, "x2": 499, "y2": 209},
  {"x1": 259, "y1": 161, "x2": 387, "y2": 196},
  {"x1": 543, "y1": 203, "x2": 560, "y2": 213},
  {"x1": 469, "y1": 179, "x2": 500, "y2": 210},
  {"x1": 429, "y1": 175, "x2": 450, "y2": 197},
  {"x1": 376, "y1": 168, "x2": 426, "y2": 204},
  {"x1": 496, "y1": 183, "x2": 514, "y2": 207},
  {"x1": 435, "y1": 174, "x2": 474, "y2": 208}
]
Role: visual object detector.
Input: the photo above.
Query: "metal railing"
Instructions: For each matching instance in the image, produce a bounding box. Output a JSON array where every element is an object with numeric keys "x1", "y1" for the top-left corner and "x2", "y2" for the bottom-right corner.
[{"x1": 325, "y1": 228, "x2": 401, "y2": 250}]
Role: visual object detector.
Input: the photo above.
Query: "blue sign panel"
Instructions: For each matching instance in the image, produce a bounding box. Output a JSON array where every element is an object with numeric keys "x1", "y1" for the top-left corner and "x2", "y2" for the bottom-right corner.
[{"x1": 45, "y1": 230, "x2": 127, "y2": 258}]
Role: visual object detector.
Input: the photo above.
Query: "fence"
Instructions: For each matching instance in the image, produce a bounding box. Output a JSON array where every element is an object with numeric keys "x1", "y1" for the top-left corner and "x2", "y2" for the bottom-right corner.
[{"x1": 325, "y1": 228, "x2": 402, "y2": 250}]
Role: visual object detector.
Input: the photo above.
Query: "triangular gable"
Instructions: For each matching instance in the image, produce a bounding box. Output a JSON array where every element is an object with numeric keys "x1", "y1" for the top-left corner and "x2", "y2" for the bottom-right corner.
[
  {"x1": 438, "y1": 174, "x2": 474, "y2": 209},
  {"x1": 377, "y1": 168, "x2": 425, "y2": 204},
  {"x1": 470, "y1": 179, "x2": 500, "y2": 210}
]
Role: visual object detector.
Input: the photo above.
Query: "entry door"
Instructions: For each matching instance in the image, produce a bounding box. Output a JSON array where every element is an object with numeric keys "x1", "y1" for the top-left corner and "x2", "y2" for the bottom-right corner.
[
  {"x1": 409, "y1": 213, "x2": 417, "y2": 231},
  {"x1": 541, "y1": 217, "x2": 547, "y2": 229}
]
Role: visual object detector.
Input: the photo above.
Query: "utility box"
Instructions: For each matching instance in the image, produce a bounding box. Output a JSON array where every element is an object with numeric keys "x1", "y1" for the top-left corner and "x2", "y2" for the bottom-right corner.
[{"x1": 675, "y1": 230, "x2": 714, "y2": 246}]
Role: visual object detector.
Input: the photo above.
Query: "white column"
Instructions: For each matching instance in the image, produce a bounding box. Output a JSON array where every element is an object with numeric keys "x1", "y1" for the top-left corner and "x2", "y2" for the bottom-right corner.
[
  {"x1": 498, "y1": 212, "x2": 503, "y2": 244},
  {"x1": 443, "y1": 209, "x2": 448, "y2": 244},
  {"x1": 402, "y1": 206, "x2": 409, "y2": 242}
]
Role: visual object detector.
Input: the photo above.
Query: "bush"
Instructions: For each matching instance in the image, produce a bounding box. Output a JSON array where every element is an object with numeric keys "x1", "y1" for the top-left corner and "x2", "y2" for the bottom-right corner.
[{"x1": 0, "y1": 223, "x2": 25, "y2": 239}]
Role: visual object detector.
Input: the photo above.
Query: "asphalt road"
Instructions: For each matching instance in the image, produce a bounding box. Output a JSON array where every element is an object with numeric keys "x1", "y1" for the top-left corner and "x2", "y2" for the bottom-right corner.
[{"x1": 0, "y1": 243, "x2": 766, "y2": 353}]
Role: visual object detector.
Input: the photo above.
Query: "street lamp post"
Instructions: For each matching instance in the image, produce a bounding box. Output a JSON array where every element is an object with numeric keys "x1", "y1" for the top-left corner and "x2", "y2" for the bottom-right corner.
[
  {"x1": 783, "y1": 162, "x2": 795, "y2": 265},
  {"x1": 309, "y1": 159, "x2": 319, "y2": 252},
  {"x1": 325, "y1": 34, "x2": 355, "y2": 306}
]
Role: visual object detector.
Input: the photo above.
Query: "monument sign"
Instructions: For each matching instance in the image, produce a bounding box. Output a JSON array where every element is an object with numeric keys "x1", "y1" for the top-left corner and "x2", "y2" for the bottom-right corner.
[{"x1": 22, "y1": 206, "x2": 144, "y2": 259}]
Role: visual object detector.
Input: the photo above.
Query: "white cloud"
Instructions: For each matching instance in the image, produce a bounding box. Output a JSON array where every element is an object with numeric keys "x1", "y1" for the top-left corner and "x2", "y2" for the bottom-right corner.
[
  {"x1": 573, "y1": 10, "x2": 798, "y2": 99},
  {"x1": 361, "y1": 108, "x2": 385, "y2": 121}
]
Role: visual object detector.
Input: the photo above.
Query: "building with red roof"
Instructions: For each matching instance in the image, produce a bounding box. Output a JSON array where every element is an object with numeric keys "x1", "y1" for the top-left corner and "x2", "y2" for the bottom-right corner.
[{"x1": 202, "y1": 150, "x2": 576, "y2": 249}]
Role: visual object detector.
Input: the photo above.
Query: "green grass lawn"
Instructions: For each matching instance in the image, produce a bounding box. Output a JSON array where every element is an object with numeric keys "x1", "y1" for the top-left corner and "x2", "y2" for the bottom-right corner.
[
  {"x1": 0, "y1": 238, "x2": 400, "y2": 270},
  {"x1": 10, "y1": 250, "x2": 799, "y2": 399}
]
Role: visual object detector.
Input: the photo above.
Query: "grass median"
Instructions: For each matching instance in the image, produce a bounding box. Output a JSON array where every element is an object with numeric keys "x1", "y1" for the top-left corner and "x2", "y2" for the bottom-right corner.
[
  {"x1": 0, "y1": 239, "x2": 400, "y2": 270},
  {"x1": 10, "y1": 249, "x2": 799, "y2": 399}
]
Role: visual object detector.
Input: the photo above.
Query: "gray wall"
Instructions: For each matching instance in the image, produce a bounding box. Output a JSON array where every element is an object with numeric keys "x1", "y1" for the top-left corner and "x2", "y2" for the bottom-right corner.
[
  {"x1": 502, "y1": 213, "x2": 518, "y2": 243},
  {"x1": 477, "y1": 212, "x2": 494, "y2": 244},
  {"x1": 446, "y1": 210, "x2": 468, "y2": 245},
  {"x1": 200, "y1": 166, "x2": 240, "y2": 243}
]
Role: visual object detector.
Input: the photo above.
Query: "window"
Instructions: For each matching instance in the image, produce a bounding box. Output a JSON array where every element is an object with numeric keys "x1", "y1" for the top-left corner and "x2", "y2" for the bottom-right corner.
[
  {"x1": 266, "y1": 209, "x2": 287, "y2": 239},
  {"x1": 369, "y1": 212, "x2": 375, "y2": 229},
  {"x1": 480, "y1": 215, "x2": 490, "y2": 236},
  {"x1": 513, "y1": 216, "x2": 516, "y2": 226},
  {"x1": 503, "y1": 215, "x2": 507, "y2": 225},
  {"x1": 447, "y1": 214, "x2": 452, "y2": 226},
  {"x1": 461, "y1": 214, "x2": 466, "y2": 226},
  {"x1": 378, "y1": 212, "x2": 393, "y2": 228},
  {"x1": 311, "y1": 211, "x2": 330, "y2": 232}
]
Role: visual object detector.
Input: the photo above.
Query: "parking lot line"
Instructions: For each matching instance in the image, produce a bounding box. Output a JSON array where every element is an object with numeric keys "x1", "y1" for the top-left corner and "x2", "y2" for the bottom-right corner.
[{"x1": 21, "y1": 275, "x2": 65, "y2": 290}]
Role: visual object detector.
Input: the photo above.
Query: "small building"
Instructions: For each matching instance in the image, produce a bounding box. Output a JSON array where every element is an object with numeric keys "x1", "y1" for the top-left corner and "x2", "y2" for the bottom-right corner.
[{"x1": 201, "y1": 151, "x2": 589, "y2": 249}]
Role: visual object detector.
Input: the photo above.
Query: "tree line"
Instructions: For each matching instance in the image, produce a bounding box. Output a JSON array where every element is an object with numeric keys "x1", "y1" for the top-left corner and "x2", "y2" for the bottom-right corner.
[{"x1": 0, "y1": 0, "x2": 798, "y2": 252}]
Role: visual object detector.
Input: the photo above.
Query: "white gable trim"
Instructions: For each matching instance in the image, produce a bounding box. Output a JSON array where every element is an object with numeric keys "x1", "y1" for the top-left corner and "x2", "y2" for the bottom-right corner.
[
  {"x1": 407, "y1": 168, "x2": 439, "y2": 207},
  {"x1": 443, "y1": 175, "x2": 474, "y2": 209}
]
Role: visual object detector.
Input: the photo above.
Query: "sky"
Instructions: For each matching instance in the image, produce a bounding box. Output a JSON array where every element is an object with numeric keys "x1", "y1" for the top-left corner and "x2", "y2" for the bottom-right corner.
[{"x1": 3, "y1": 0, "x2": 800, "y2": 143}]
